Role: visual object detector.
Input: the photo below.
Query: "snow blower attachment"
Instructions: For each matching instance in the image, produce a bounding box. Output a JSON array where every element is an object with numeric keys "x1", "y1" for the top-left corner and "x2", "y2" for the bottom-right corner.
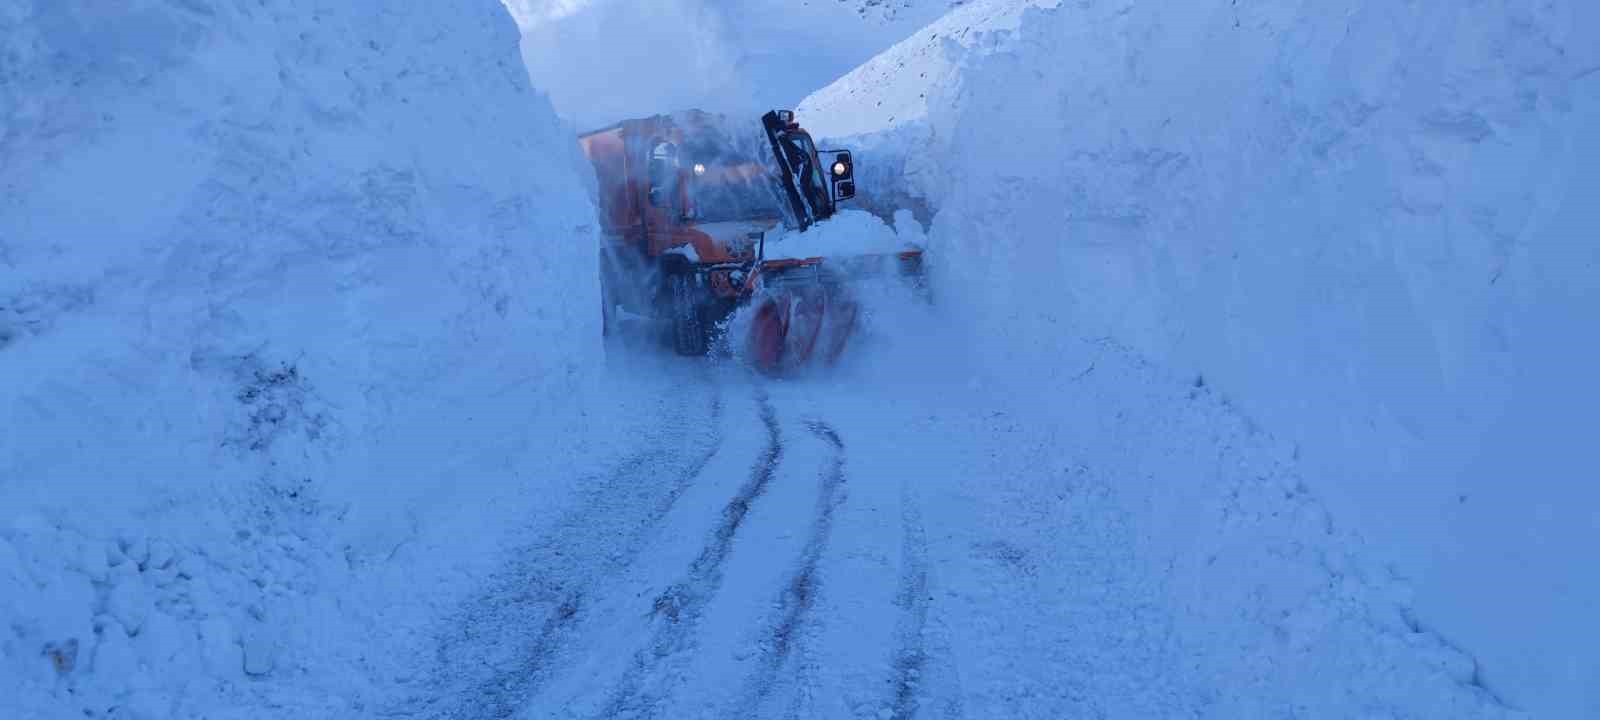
[{"x1": 580, "y1": 109, "x2": 924, "y2": 374}]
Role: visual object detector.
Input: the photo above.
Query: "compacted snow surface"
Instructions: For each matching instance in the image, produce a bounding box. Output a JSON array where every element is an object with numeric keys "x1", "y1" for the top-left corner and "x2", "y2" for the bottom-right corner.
[
  {"x1": 3, "y1": 0, "x2": 1595, "y2": 719},
  {"x1": 366, "y1": 335, "x2": 1522, "y2": 720}
]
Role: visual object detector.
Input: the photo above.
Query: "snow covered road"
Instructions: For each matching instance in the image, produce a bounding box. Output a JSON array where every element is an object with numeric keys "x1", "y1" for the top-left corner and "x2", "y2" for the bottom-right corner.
[
  {"x1": 378, "y1": 344, "x2": 1515, "y2": 720},
  {"x1": 5, "y1": 1, "x2": 1591, "y2": 717}
]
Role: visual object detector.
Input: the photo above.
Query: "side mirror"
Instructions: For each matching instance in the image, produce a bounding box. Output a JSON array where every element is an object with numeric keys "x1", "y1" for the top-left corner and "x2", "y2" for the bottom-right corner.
[{"x1": 825, "y1": 150, "x2": 854, "y2": 201}]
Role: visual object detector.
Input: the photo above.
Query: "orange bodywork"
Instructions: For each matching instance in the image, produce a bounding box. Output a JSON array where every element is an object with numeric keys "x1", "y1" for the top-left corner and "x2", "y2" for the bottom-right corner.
[{"x1": 579, "y1": 112, "x2": 776, "y2": 269}]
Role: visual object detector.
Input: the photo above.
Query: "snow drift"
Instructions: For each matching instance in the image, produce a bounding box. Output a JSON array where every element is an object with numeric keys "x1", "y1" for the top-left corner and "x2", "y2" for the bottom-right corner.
[
  {"x1": 0, "y1": 0, "x2": 599, "y2": 715},
  {"x1": 805, "y1": 0, "x2": 1599, "y2": 716}
]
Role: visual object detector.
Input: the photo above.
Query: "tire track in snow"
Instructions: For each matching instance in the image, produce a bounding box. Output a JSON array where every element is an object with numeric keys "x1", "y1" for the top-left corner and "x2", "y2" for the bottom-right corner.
[
  {"x1": 733, "y1": 419, "x2": 848, "y2": 715},
  {"x1": 395, "y1": 390, "x2": 724, "y2": 720},
  {"x1": 888, "y1": 491, "x2": 931, "y2": 720},
  {"x1": 598, "y1": 390, "x2": 785, "y2": 720}
]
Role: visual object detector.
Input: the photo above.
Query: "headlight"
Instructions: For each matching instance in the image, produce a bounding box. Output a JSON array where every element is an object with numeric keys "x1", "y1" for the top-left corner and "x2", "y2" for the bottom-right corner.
[
  {"x1": 693, "y1": 163, "x2": 707, "y2": 176},
  {"x1": 832, "y1": 161, "x2": 848, "y2": 177}
]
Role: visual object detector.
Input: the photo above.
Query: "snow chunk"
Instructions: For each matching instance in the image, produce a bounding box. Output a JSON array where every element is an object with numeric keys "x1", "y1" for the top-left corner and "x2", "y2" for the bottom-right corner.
[
  {"x1": 891, "y1": 209, "x2": 927, "y2": 247},
  {"x1": 106, "y1": 571, "x2": 150, "y2": 637},
  {"x1": 241, "y1": 628, "x2": 276, "y2": 678},
  {"x1": 664, "y1": 244, "x2": 702, "y2": 264}
]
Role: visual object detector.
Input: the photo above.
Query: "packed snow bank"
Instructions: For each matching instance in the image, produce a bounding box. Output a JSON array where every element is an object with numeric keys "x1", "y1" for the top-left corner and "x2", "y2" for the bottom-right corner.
[
  {"x1": 812, "y1": 0, "x2": 1598, "y2": 715},
  {"x1": 0, "y1": 0, "x2": 599, "y2": 715},
  {"x1": 503, "y1": 0, "x2": 961, "y2": 129},
  {"x1": 978, "y1": 4, "x2": 1598, "y2": 716}
]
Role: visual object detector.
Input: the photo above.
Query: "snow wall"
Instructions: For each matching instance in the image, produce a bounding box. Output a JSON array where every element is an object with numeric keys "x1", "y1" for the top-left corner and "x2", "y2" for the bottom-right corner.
[
  {"x1": 806, "y1": 1, "x2": 1598, "y2": 716},
  {"x1": 1, "y1": 0, "x2": 599, "y2": 715}
]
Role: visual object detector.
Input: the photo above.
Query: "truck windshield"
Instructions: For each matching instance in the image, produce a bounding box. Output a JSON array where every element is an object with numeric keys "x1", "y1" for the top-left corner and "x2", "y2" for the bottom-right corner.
[{"x1": 689, "y1": 161, "x2": 783, "y2": 223}]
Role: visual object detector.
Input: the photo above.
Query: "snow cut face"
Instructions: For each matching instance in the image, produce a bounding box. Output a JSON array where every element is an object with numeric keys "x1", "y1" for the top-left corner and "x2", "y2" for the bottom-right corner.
[{"x1": 1, "y1": 0, "x2": 603, "y2": 715}]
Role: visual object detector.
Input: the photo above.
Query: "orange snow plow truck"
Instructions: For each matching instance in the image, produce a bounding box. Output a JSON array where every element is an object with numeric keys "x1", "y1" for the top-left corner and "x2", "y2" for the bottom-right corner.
[{"x1": 580, "y1": 109, "x2": 923, "y2": 373}]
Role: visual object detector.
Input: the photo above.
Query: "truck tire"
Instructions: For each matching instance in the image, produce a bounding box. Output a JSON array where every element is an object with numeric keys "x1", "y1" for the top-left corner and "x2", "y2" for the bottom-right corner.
[{"x1": 669, "y1": 273, "x2": 709, "y2": 357}]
